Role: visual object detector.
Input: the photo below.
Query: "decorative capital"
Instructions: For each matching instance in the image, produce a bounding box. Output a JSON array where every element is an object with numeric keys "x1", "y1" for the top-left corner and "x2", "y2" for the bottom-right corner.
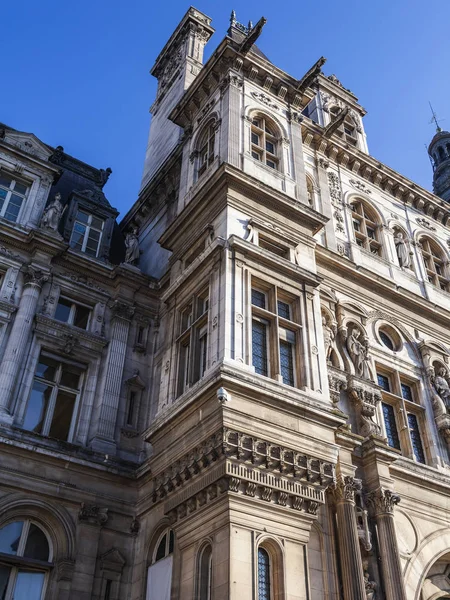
[
  {"x1": 56, "y1": 557, "x2": 75, "y2": 581},
  {"x1": 130, "y1": 517, "x2": 140, "y2": 535},
  {"x1": 366, "y1": 487, "x2": 400, "y2": 515},
  {"x1": 22, "y1": 265, "x2": 49, "y2": 289},
  {"x1": 110, "y1": 300, "x2": 135, "y2": 321},
  {"x1": 330, "y1": 474, "x2": 362, "y2": 503},
  {"x1": 78, "y1": 503, "x2": 109, "y2": 526}
]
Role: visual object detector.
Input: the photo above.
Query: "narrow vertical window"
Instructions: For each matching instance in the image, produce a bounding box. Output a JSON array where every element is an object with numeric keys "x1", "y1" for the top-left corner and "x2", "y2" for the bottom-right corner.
[
  {"x1": 279, "y1": 328, "x2": 295, "y2": 387},
  {"x1": 104, "y1": 579, "x2": 112, "y2": 600},
  {"x1": 407, "y1": 413, "x2": 426, "y2": 463},
  {"x1": 126, "y1": 391, "x2": 136, "y2": 426},
  {"x1": 382, "y1": 403, "x2": 401, "y2": 450},
  {"x1": 252, "y1": 320, "x2": 269, "y2": 377},
  {"x1": 258, "y1": 547, "x2": 271, "y2": 600},
  {"x1": 198, "y1": 545, "x2": 213, "y2": 600}
]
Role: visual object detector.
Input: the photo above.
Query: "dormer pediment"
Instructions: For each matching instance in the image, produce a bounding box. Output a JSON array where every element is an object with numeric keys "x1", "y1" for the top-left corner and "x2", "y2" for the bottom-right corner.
[{"x1": 3, "y1": 131, "x2": 52, "y2": 162}]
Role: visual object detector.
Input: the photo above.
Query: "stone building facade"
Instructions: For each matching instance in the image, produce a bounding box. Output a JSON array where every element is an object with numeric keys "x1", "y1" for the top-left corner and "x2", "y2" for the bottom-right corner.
[{"x1": 2, "y1": 6, "x2": 450, "y2": 600}]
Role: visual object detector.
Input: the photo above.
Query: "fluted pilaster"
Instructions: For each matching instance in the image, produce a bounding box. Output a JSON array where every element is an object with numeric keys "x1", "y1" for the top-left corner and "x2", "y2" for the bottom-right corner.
[
  {"x1": 366, "y1": 487, "x2": 406, "y2": 600},
  {"x1": 0, "y1": 266, "x2": 48, "y2": 417},
  {"x1": 330, "y1": 475, "x2": 366, "y2": 600}
]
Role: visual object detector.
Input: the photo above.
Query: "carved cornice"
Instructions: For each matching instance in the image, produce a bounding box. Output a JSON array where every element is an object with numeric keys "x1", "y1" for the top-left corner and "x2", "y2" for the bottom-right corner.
[
  {"x1": 366, "y1": 487, "x2": 400, "y2": 515},
  {"x1": 152, "y1": 428, "x2": 335, "y2": 522},
  {"x1": 78, "y1": 503, "x2": 109, "y2": 526}
]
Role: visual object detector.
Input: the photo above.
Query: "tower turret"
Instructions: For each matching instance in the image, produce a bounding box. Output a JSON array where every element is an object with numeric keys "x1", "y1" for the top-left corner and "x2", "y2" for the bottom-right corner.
[{"x1": 428, "y1": 110, "x2": 450, "y2": 201}]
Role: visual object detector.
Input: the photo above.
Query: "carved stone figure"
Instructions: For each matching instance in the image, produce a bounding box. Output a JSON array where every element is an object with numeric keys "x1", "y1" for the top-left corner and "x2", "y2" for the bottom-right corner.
[
  {"x1": 394, "y1": 232, "x2": 411, "y2": 269},
  {"x1": 40, "y1": 193, "x2": 65, "y2": 232},
  {"x1": 363, "y1": 562, "x2": 377, "y2": 600},
  {"x1": 49, "y1": 145, "x2": 65, "y2": 165},
  {"x1": 97, "y1": 167, "x2": 112, "y2": 189},
  {"x1": 433, "y1": 367, "x2": 450, "y2": 409},
  {"x1": 124, "y1": 228, "x2": 140, "y2": 266},
  {"x1": 322, "y1": 315, "x2": 337, "y2": 363},
  {"x1": 347, "y1": 328, "x2": 370, "y2": 378}
]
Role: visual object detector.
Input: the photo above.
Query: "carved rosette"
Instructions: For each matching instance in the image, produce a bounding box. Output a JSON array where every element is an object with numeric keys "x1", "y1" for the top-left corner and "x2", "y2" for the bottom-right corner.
[
  {"x1": 330, "y1": 474, "x2": 362, "y2": 504},
  {"x1": 78, "y1": 503, "x2": 109, "y2": 526},
  {"x1": 347, "y1": 377, "x2": 382, "y2": 438},
  {"x1": 366, "y1": 487, "x2": 400, "y2": 516}
]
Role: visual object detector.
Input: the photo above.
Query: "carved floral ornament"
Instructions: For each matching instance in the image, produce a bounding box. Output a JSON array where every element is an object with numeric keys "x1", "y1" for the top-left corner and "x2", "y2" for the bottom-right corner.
[
  {"x1": 365, "y1": 487, "x2": 400, "y2": 515},
  {"x1": 416, "y1": 217, "x2": 436, "y2": 231},
  {"x1": 78, "y1": 503, "x2": 109, "y2": 526},
  {"x1": 349, "y1": 179, "x2": 372, "y2": 194},
  {"x1": 250, "y1": 91, "x2": 279, "y2": 110},
  {"x1": 330, "y1": 473, "x2": 362, "y2": 503}
]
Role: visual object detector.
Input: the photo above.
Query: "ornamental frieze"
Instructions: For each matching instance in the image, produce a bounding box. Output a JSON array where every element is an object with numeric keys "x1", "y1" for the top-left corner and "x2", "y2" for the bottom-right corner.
[{"x1": 151, "y1": 428, "x2": 335, "y2": 522}]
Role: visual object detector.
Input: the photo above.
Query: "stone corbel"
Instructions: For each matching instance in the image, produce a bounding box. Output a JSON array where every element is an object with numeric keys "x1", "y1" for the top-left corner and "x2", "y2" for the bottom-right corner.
[
  {"x1": 328, "y1": 368, "x2": 347, "y2": 408},
  {"x1": 78, "y1": 503, "x2": 109, "y2": 526},
  {"x1": 347, "y1": 376, "x2": 382, "y2": 438}
]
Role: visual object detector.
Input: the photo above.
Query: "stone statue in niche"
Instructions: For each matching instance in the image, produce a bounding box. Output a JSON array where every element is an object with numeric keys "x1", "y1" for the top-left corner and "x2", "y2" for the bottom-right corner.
[
  {"x1": 322, "y1": 315, "x2": 337, "y2": 363},
  {"x1": 394, "y1": 231, "x2": 411, "y2": 269},
  {"x1": 124, "y1": 228, "x2": 140, "y2": 266},
  {"x1": 40, "y1": 193, "x2": 66, "y2": 232},
  {"x1": 347, "y1": 328, "x2": 370, "y2": 379},
  {"x1": 363, "y1": 561, "x2": 377, "y2": 600},
  {"x1": 432, "y1": 366, "x2": 450, "y2": 409}
]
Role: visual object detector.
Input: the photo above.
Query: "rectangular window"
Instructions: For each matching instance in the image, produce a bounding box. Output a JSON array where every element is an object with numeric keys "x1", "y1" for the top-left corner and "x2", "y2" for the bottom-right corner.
[
  {"x1": 265, "y1": 141, "x2": 275, "y2": 154},
  {"x1": 23, "y1": 354, "x2": 84, "y2": 442},
  {"x1": 252, "y1": 150, "x2": 261, "y2": 161},
  {"x1": 252, "y1": 320, "x2": 269, "y2": 377},
  {"x1": 251, "y1": 289, "x2": 266, "y2": 309},
  {"x1": 176, "y1": 289, "x2": 209, "y2": 396},
  {"x1": 70, "y1": 210, "x2": 104, "y2": 257},
  {"x1": 251, "y1": 132, "x2": 260, "y2": 146},
  {"x1": 54, "y1": 297, "x2": 91, "y2": 330},
  {"x1": 250, "y1": 280, "x2": 301, "y2": 387},
  {"x1": 407, "y1": 413, "x2": 426, "y2": 464},
  {"x1": 401, "y1": 383, "x2": 413, "y2": 402},
  {"x1": 266, "y1": 159, "x2": 276, "y2": 169},
  {"x1": 377, "y1": 373, "x2": 390, "y2": 391},
  {"x1": 0, "y1": 172, "x2": 28, "y2": 223},
  {"x1": 382, "y1": 402, "x2": 401, "y2": 450}
]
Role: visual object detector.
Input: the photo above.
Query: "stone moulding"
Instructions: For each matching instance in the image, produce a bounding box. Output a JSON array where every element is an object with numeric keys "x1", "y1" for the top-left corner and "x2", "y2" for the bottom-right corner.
[{"x1": 152, "y1": 428, "x2": 335, "y2": 522}]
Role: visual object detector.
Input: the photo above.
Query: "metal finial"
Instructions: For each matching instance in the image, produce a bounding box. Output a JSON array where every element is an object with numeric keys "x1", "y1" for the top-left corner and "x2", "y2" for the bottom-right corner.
[
  {"x1": 230, "y1": 10, "x2": 236, "y2": 26},
  {"x1": 248, "y1": 20, "x2": 253, "y2": 31},
  {"x1": 429, "y1": 102, "x2": 443, "y2": 133}
]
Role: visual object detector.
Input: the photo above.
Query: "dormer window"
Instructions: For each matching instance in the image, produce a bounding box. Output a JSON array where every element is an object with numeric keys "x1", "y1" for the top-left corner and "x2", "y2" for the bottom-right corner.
[
  {"x1": 0, "y1": 172, "x2": 28, "y2": 223},
  {"x1": 251, "y1": 117, "x2": 279, "y2": 170},
  {"x1": 70, "y1": 209, "x2": 104, "y2": 257}
]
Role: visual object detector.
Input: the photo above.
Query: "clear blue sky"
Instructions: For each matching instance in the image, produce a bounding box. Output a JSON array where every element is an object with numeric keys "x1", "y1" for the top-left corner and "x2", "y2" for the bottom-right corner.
[{"x1": 2, "y1": 0, "x2": 449, "y2": 217}]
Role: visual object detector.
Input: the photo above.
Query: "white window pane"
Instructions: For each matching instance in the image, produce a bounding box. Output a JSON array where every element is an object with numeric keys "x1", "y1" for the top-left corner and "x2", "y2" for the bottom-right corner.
[
  {"x1": 147, "y1": 556, "x2": 173, "y2": 600},
  {"x1": 13, "y1": 570, "x2": 45, "y2": 600}
]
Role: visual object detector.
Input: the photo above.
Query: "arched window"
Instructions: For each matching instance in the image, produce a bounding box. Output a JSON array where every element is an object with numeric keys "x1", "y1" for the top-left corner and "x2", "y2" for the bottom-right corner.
[
  {"x1": 146, "y1": 528, "x2": 174, "y2": 600},
  {"x1": 198, "y1": 123, "x2": 216, "y2": 178},
  {"x1": 0, "y1": 520, "x2": 51, "y2": 600},
  {"x1": 420, "y1": 237, "x2": 449, "y2": 291},
  {"x1": 197, "y1": 544, "x2": 212, "y2": 600},
  {"x1": 350, "y1": 199, "x2": 382, "y2": 256},
  {"x1": 257, "y1": 547, "x2": 271, "y2": 600},
  {"x1": 251, "y1": 116, "x2": 279, "y2": 170}
]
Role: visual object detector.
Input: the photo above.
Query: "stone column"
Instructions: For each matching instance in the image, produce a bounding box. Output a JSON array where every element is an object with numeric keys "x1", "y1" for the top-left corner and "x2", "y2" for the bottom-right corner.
[
  {"x1": 91, "y1": 301, "x2": 134, "y2": 453},
  {"x1": 219, "y1": 72, "x2": 242, "y2": 169},
  {"x1": 0, "y1": 266, "x2": 48, "y2": 420},
  {"x1": 367, "y1": 487, "x2": 406, "y2": 600},
  {"x1": 316, "y1": 158, "x2": 338, "y2": 252},
  {"x1": 331, "y1": 474, "x2": 366, "y2": 600},
  {"x1": 69, "y1": 504, "x2": 108, "y2": 600}
]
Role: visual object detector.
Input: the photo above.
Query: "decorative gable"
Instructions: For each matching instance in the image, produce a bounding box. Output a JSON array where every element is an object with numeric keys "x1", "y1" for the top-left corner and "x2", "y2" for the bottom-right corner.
[
  {"x1": 100, "y1": 548, "x2": 126, "y2": 573},
  {"x1": 3, "y1": 131, "x2": 52, "y2": 162}
]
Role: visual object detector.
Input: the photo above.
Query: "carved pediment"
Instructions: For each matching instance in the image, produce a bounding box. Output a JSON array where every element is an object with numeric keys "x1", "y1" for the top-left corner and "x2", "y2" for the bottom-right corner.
[
  {"x1": 3, "y1": 131, "x2": 52, "y2": 162},
  {"x1": 100, "y1": 548, "x2": 126, "y2": 572}
]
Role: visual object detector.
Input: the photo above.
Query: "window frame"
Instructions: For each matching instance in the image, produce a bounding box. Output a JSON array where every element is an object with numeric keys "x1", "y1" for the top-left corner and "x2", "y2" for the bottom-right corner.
[
  {"x1": 0, "y1": 172, "x2": 29, "y2": 223},
  {"x1": 197, "y1": 544, "x2": 213, "y2": 600},
  {"x1": 419, "y1": 237, "x2": 449, "y2": 292},
  {"x1": 22, "y1": 352, "x2": 86, "y2": 443},
  {"x1": 54, "y1": 296, "x2": 91, "y2": 330},
  {"x1": 251, "y1": 116, "x2": 280, "y2": 171},
  {"x1": 0, "y1": 519, "x2": 52, "y2": 600},
  {"x1": 197, "y1": 124, "x2": 216, "y2": 178},
  {"x1": 69, "y1": 210, "x2": 104, "y2": 258},
  {"x1": 377, "y1": 366, "x2": 427, "y2": 464},
  {"x1": 350, "y1": 200, "x2": 382, "y2": 256},
  {"x1": 151, "y1": 529, "x2": 174, "y2": 566},
  {"x1": 250, "y1": 281, "x2": 302, "y2": 388},
  {"x1": 176, "y1": 288, "x2": 209, "y2": 397}
]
